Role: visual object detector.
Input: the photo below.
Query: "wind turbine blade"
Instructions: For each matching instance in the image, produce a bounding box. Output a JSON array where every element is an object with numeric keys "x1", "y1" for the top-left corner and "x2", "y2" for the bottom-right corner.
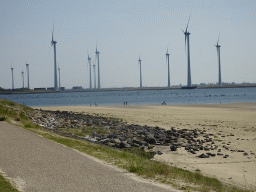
[
  {"x1": 51, "y1": 22, "x2": 54, "y2": 43},
  {"x1": 217, "y1": 32, "x2": 220, "y2": 44},
  {"x1": 186, "y1": 14, "x2": 191, "y2": 31}
]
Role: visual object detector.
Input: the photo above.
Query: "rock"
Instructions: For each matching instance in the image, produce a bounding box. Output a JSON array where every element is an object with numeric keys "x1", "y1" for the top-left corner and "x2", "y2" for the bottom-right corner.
[
  {"x1": 148, "y1": 137, "x2": 156, "y2": 144},
  {"x1": 156, "y1": 151, "x2": 163, "y2": 155},
  {"x1": 113, "y1": 138, "x2": 121, "y2": 144},
  {"x1": 243, "y1": 152, "x2": 248, "y2": 156},
  {"x1": 199, "y1": 153, "x2": 209, "y2": 158},
  {"x1": 170, "y1": 145, "x2": 177, "y2": 151},
  {"x1": 120, "y1": 141, "x2": 131, "y2": 148},
  {"x1": 100, "y1": 138, "x2": 109, "y2": 144}
]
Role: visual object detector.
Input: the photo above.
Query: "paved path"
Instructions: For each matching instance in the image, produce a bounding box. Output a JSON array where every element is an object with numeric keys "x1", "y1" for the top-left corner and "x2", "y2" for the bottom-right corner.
[{"x1": 0, "y1": 122, "x2": 179, "y2": 192}]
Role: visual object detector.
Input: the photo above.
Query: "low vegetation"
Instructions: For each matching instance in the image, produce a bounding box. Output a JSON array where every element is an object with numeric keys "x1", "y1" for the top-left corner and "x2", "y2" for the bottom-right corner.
[
  {"x1": 0, "y1": 99, "x2": 252, "y2": 192},
  {"x1": 0, "y1": 174, "x2": 19, "y2": 192}
]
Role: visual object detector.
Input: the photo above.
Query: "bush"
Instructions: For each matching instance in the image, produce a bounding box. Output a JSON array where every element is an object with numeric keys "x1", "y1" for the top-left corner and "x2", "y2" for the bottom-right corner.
[
  {"x1": 24, "y1": 123, "x2": 32, "y2": 128},
  {"x1": 0, "y1": 116, "x2": 6, "y2": 121},
  {"x1": 19, "y1": 111, "x2": 28, "y2": 120}
]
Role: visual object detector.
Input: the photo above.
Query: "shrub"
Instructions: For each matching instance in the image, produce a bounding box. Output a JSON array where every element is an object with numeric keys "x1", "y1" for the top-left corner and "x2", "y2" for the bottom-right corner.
[
  {"x1": 0, "y1": 116, "x2": 6, "y2": 121},
  {"x1": 24, "y1": 123, "x2": 32, "y2": 128}
]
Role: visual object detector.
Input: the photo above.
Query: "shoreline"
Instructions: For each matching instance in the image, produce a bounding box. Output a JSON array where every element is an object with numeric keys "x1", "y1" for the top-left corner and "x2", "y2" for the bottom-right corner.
[
  {"x1": 34, "y1": 102, "x2": 256, "y2": 189},
  {"x1": 1, "y1": 83, "x2": 256, "y2": 95}
]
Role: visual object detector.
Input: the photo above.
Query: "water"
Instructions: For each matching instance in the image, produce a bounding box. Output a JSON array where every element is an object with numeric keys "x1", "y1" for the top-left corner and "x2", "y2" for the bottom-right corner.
[{"x1": 0, "y1": 87, "x2": 255, "y2": 107}]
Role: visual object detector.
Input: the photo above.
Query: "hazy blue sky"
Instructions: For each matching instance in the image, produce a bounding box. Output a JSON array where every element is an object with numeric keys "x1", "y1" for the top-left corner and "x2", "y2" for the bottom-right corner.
[{"x1": 1, "y1": 0, "x2": 255, "y2": 89}]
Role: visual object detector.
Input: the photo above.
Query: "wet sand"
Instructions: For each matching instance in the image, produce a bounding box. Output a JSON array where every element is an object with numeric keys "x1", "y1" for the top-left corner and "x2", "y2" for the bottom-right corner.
[{"x1": 35, "y1": 103, "x2": 256, "y2": 189}]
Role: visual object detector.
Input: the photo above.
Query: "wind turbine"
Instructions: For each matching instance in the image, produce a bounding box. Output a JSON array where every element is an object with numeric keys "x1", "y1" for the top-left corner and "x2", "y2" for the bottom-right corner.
[
  {"x1": 95, "y1": 45, "x2": 100, "y2": 89},
  {"x1": 26, "y1": 63, "x2": 29, "y2": 89},
  {"x1": 93, "y1": 60, "x2": 96, "y2": 89},
  {"x1": 166, "y1": 47, "x2": 170, "y2": 87},
  {"x1": 182, "y1": 15, "x2": 192, "y2": 87},
  {"x1": 58, "y1": 66, "x2": 61, "y2": 90},
  {"x1": 51, "y1": 23, "x2": 58, "y2": 91},
  {"x1": 21, "y1": 70, "x2": 24, "y2": 88},
  {"x1": 11, "y1": 64, "x2": 14, "y2": 90},
  {"x1": 215, "y1": 33, "x2": 222, "y2": 86},
  {"x1": 138, "y1": 56, "x2": 142, "y2": 88},
  {"x1": 87, "y1": 54, "x2": 92, "y2": 89}
]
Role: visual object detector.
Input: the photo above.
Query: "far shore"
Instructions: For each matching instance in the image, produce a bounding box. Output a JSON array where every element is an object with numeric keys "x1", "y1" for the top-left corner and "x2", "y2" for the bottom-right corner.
[
  {"x1": 1, "y1": 83, "x2": 256, "y2": 95},
  {"x1": 34, "y1": 102, "x2": 256, "y2": 189}
]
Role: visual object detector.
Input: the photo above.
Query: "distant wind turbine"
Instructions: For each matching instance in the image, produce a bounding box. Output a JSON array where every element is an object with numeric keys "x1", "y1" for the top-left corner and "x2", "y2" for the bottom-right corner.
[
  {"x1": 26, "y1": 63, "x2": 29, "y2": 89},
  {"x1": 166, "y1": 47, "x2": 170, "y2": 87},
  {"x1": 21, "y1": 70, "x2": 24, "y2": 88},
  {"x1": 95, "y1": 45, "x2": 100, "y2": 89},
  {"x1": 58, "y1": 66, "x2": 61, "y2": 90},
  {"x1": 51, "y1": 23, "x2": 58, "y2": 91},
  {"x1": 88, "y1": 54, "x2": 92, "y2": 89},
  {"x1": 215, "y1": 33, "x2": 222, "y2": 86},
  {"x1": 182, "y1": 15, "x2": 192, "y2": 87},
  {"x1": 11, "y1": 64, "x2": 14, "y2": 90},
  {"x1": 138, "y1": 56, "x2": 142, "y2": 88},
  {"x1": 93, "y1": 61, "x2": 96, "y2": 89}
]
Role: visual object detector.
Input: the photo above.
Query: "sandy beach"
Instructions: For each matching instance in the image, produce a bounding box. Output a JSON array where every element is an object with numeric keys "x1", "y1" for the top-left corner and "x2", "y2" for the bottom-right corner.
[{"x1": 35, "y1": 103, "x2": 256, "y2": 189}]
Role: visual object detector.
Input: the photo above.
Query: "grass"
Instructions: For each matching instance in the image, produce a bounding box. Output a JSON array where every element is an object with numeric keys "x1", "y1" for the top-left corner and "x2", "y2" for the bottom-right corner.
[
  {"x1": 0, "y1": 99, "x2": 32, "y2": 125},
  {"x1": 0, "y1": 173, "x2": 19, "y2": 192},
  {"x1": 0, "y1": 99, "x2": 253, "y2": 192},
  {"x1": 59, "y1": 126, "x2": 109, "y2": 137}
]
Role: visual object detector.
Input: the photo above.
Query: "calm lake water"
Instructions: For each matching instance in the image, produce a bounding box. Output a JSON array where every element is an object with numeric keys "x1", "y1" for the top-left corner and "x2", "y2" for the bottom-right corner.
[{"x1": 0, "y1": 87, "x2": 256, "y2": 107}]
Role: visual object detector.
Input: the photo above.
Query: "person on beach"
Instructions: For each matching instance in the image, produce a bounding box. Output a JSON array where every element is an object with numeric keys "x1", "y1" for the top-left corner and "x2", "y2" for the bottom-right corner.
[{"x1": 126, "y1": 101, "x2": 127, "y2": 105}]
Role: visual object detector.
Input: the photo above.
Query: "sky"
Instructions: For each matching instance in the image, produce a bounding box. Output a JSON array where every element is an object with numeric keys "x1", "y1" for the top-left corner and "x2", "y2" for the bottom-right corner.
[{"x1": 0, "y1": 0, "x2": 255, "y2": 89}]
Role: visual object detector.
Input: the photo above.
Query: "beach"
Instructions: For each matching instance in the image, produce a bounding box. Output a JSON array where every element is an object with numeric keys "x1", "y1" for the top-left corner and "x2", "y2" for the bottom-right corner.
[{"x1": 35, "y1": 103, "x2": 256, "y2": 189}]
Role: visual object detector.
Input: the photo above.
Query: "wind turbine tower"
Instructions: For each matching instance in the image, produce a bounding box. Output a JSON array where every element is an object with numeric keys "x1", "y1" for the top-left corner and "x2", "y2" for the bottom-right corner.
[
  {"x1": 21, "y1": 70, "x2": 24, "y2": 88},
  {"x1": 58, "y1": 66, "x2": 61, "y2": 89},
  {"x1": 182, "y1": 15, "x2": 192, "y2": 87},
  {"x1": 11, "y1": 65, "x2": 14, "y2": 90},
  {"x1": 51, "y1": 25, "x2": 58, "y2": 91},
  {"x1": 215, "y1": 34, "x2": 222, "y2": 86},
  {"x1": 26, "y1": 64, "x2": 29, "y2": 89},
  {"x1": 166, "y1": 48, "x2": 170, "y2": 87},
  {"x1": 95, "y1": 47, "x2": 100, "y2": 89},
  {"x1": 138, "y1": 56, "x2": 142, "y2": 88},
  {"x1": 93, "y1": 62, "x2": 96, "y2": 89},
  {"x1": 88, "y1": 55, "x2": 92, "y2": 89}
]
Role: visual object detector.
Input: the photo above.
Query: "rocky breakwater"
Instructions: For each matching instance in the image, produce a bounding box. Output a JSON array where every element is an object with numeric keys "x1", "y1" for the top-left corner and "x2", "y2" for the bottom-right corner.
[{"x1": 26, "y1": 109, "x2": 255, "y2": 159}]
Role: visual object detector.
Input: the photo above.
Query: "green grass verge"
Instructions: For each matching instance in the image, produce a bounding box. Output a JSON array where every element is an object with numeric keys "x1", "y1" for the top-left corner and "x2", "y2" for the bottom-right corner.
[
  {"x1": 0, "y1": 174, "x2": 19, "y2": 192},
  {"x1": 58, "y1": 126, "x2": 109, "y2": 137},
  {"x1": 0, "y1": 99, "x2": 33, "y2": 125}
]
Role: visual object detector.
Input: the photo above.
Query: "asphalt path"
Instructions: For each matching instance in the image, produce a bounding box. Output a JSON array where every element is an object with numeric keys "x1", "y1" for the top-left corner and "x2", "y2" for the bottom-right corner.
[{"x1": 0, "y1": 122, "x2": 179, "y2": 192}]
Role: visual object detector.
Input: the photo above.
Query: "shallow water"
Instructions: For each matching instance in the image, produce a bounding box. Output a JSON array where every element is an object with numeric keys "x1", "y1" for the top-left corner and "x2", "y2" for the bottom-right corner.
[{"x1": 0, "y1": 87, "x2": 255, "y2": 107}]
